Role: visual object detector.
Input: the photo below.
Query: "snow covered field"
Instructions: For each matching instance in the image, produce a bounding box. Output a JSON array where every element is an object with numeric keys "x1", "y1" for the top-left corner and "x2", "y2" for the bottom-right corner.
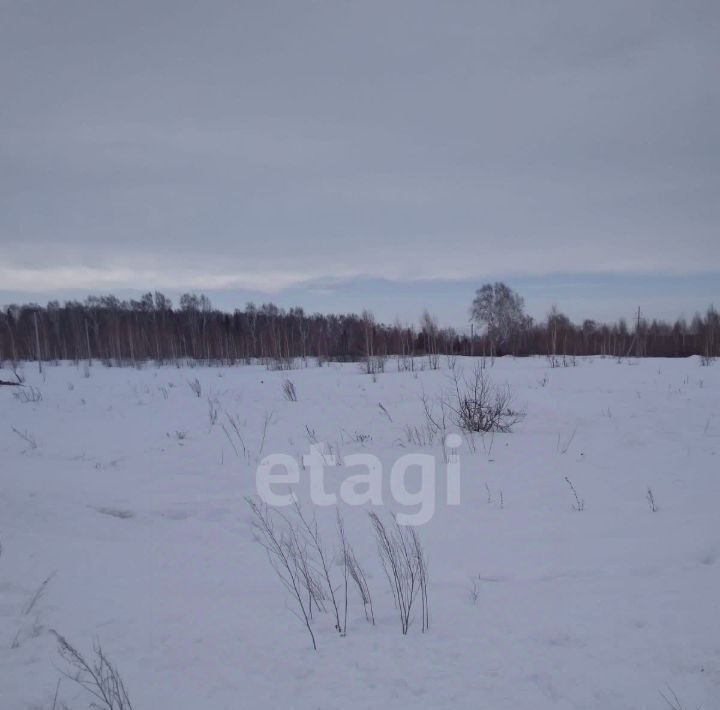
[{"x1": 1, "y1": 356, "x2": 719, "y2": 709}]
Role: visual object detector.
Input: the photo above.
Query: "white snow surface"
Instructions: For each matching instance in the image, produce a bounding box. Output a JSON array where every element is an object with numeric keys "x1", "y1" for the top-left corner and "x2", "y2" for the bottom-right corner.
[{"x1": 1, "y1": 356, "x2": 719, "y2": 709}]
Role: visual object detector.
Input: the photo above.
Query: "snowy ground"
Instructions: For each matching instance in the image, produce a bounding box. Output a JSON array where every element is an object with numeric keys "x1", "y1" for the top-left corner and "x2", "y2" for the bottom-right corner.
[{"x1": 1, "y1": 356, "x2": 719, "y2": 709}]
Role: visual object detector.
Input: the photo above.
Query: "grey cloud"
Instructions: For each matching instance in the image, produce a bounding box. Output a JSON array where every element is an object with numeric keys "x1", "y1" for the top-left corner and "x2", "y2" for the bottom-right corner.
[{"x1": 1, "y1": 0, "x2": 718, "y2": 291}]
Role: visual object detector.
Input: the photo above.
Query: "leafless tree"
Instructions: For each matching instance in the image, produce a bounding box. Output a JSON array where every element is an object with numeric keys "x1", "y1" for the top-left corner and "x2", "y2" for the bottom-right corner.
[
  {"x1": 361, "y1": 310, "x2": 376, "y2": 374},
  {"x1": 1, "y1": 292, "x2": 717, "y2": 363},
  {"x1": 419, "y1": 310, "x2": 440, "y2": 369},
  {"x1": 470, "y1": 282, "x2": 531, "y2": 356}
]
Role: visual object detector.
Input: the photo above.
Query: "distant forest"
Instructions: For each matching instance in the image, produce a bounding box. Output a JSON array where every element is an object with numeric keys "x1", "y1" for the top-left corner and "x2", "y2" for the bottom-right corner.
[{"x1": 1, "y1": 291, "x2": 718, "y2": 367}]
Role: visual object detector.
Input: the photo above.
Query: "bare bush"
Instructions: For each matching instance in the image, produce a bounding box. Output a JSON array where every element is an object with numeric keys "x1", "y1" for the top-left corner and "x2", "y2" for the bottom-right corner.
[
  {"x1": 659, "y1": 684, "x2": 688, "y2": 710},
  {"x1": 646, "y1": 487, "x2": 657, "y2": 512},
  {"x1": 282, "y1": 378, "x2": 297, "y2": 402},
  {"x1": 396, "y1": 353, "x2": 415, "y2": 372},
  {"x1": 54, "y1": 632, "x2": 134, "y2": 710},
  {"x1": 23, "y1": 571, "x2": 56, "y2": 616},
  {"x1": 13, "y1": 386, "x2": 43, "y2": 403},
  {"x1": 369, "y1": 512, "x2": 428, "y2": 634},
  {"x1": 378, "y1": 402, "x2": 393, "y2": 422},
  {"x1": 285, "y1": 516, "x2": 327, "y2": 622},
  {"x1": 266, "y1": 356, "x2": 295, "y2": 371},
  {"x1": 468, "y1": 574, "x2": 480, "y2": 605},
  {"x1": 11, "y1": 426, "x2": 37, "y2": 451},
  {"x1": 345, "y1": 543, "x2": 374, "y2": 625},
  {"x1": 564, "y1": 476, "x2": 585, "y2": 511},
  {"x1": 293, "y1": 501, "x2": 342, "y2": 634},
  {"x1": 223, "y1": 411, "x2": 249, "y2": 460},
  {"x1": 10, "y1": 570, "x2": 56, "y2": 649},
  {"x1": 413, "y1": 524, "x2": 429, "y2": 632},
  {"x1": 246, "y1": 498, "x2": 318, "y2": 649},
  {"x1": 557, "y1": 428, "x2": 577, "y2": 454},
  {"x1": 208, "y1": 398, "x2": 218, "y2": 426},
  {"x1": 362, "y1": 355, "x2": 387, "y2": 376},
  {"x1": 343, "y1": 430, "x2": 371, "y2": 445},
  {"x1": 256, "y1": 411, "x2": 273, "y2": 461},
  {"x1": 420, "y1": 389, "x2": 448, "y2": 436},
  {"x1": 187, "y1": 378, "x2": 202, "y2": 397},
  {"x1": 447, "y1": 365, "x2": 524, "y2": 433},
  {"x1": 404, "y1": 423, "x2": 436, "y2": 447},
  {"x1": 336, "y1": 509, "x2": 349, "y2": 636}
]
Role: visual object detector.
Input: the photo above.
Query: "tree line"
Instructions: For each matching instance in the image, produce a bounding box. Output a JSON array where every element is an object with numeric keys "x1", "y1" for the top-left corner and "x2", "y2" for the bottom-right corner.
[{"x1": 0, "y1": 286, "x2": 717, "y2": 368}]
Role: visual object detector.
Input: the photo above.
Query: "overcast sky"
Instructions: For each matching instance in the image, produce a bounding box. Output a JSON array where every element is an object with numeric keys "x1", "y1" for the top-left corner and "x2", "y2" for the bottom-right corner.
[{"x1": 1, "y1": 0, "x2": 718, "y2": 327}]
